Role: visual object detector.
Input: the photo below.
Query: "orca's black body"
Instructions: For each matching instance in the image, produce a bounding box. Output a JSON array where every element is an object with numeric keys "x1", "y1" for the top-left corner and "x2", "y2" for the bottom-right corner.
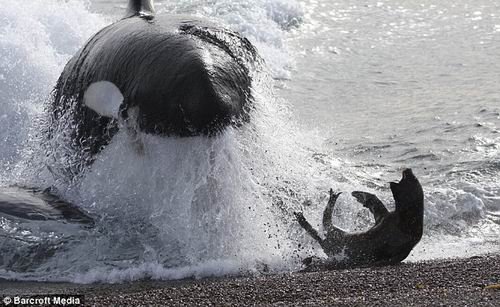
[
  {"x1": 295, "y1": 169, "x2": 424, "y2": 270},
  {"x1": 48, "y1": 0, "x2": 259, "y2": 166}
]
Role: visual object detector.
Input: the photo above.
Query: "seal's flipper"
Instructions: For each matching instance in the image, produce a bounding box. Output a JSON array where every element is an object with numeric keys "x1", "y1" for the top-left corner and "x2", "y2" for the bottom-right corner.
[
  {"x1": 322, "y1": 189, "x2": 342, "y2": 231},
  {"x1": 351, "y1": 191, "x2": 389, "y2": 224},
  {"x1": 83, "y1": 81, "x2": 124, "y2": 119},
  {"x1": 294, "y1": 212, "x2": 325, "y2": 249},
  {"x1": 125, "y1": 0, "x2": 155, "y2": 18}
]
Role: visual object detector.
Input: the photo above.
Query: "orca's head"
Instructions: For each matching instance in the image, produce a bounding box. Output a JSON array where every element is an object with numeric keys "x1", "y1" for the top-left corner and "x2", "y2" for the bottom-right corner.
[{"x1": 389, "y1": 169, "x2": 424, "y2": 213}]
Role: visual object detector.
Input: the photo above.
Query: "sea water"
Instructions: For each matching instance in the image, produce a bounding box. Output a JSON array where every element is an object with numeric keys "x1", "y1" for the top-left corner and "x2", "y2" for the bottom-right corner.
[{"x1": 0, "y1": 0, "x2": 498, "y2": 283}]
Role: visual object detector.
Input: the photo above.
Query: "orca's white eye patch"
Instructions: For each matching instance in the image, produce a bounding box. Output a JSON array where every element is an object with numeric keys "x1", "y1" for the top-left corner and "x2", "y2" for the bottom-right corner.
[{"x1": 83, "y1": 81, "x2": 124, "y2": 118}]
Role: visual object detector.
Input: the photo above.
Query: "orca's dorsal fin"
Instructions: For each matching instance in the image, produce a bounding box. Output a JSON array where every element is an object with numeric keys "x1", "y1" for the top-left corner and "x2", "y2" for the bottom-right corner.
[{"x1": 125, "y1": 0, "x2": 155, "y2": 18}]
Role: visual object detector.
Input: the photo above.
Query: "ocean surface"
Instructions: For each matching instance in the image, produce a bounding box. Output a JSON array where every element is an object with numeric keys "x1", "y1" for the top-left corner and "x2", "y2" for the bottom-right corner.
[{"x1": 0, "y1": 0, "x2": 499, "y2": 283}]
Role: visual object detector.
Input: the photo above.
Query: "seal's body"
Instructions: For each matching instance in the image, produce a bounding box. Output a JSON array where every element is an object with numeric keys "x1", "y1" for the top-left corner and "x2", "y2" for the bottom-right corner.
[{"x1": 295, "y1": 169, "x2": 424, "y2": 270}]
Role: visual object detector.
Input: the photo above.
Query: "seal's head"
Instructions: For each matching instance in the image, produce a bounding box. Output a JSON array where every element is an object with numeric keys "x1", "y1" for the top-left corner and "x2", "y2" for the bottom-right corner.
[
  {"x1": 390, "y1": 169, "x2": 424, "y2": 241},
  {"x1": 390, "y1": 169, "x2": 424, "y2": 212}
]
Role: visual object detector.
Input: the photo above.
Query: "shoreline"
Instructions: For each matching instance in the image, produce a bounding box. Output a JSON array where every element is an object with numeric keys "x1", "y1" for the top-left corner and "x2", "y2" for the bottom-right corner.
[{"x1": 1, "y1": 254, "x2": 499, "y2": 306}]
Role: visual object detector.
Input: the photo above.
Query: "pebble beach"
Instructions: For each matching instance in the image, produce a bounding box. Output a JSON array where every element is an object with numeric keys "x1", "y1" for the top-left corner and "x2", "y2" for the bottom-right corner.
[{"x1": 1, "y1": 254, "x2": 499, "y2": 306}]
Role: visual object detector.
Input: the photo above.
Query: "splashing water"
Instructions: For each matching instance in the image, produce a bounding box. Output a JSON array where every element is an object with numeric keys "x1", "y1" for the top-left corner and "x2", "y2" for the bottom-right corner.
[{"x1": 0, "y1": 0, "x2": 499, "y2": 283}]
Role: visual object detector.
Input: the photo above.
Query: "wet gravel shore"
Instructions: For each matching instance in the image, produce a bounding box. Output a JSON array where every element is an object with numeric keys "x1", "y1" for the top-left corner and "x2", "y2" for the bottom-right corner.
[{"x1": 1, "y1": 254, "x2": 499, "y2": 306}]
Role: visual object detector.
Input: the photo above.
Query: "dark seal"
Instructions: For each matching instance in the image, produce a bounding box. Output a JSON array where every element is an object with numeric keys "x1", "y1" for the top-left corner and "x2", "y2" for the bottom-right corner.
[
  {"x1": 294, "y1": 169, "x2": 424, "y2": 270},
  {"x1": 46, "y1": 0, "x2": 260, "y2": 177}
]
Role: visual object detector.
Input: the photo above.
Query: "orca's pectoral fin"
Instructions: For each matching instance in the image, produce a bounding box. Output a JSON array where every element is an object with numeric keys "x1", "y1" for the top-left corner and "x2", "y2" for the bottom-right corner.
[
  {"x1": 0, "y1": 186, "x2": 94, "y2": 226},
  {"x1": 351, "y1": 191, "x2": 389, "y2": 223}
]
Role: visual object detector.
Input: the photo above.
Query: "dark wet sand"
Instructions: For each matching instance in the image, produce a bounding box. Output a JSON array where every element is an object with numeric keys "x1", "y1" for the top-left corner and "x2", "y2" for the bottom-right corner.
[{"x1": 1, "y1": 255, "x2": 499, "y2": 306}]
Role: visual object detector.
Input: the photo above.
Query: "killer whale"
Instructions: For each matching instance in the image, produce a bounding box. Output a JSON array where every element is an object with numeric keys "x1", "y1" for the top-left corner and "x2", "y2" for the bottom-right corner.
[
  {"x1": 47, "y1": 0, "x2": 260, "y2": 176},
  {"x1": 0, "y1": 186, "x2": 94, "y2": 226},
  {"x1": 295, "y1": 169, "x2": 424, "y2": 270}
]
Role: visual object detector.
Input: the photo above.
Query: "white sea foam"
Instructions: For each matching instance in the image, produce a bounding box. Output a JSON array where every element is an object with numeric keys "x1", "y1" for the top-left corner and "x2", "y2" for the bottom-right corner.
[
  {"x1": 158, "y1": 0, "x2": 304, "y2": 79},
  {"x1": 0, "y1": 0, "x2": 107, "y2": 176}
]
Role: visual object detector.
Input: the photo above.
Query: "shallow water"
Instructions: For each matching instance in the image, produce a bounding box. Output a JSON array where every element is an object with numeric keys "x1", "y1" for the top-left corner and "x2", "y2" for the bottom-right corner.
[{"x1": 0, "y1": 0, "x2": 498, "y2": 283}]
